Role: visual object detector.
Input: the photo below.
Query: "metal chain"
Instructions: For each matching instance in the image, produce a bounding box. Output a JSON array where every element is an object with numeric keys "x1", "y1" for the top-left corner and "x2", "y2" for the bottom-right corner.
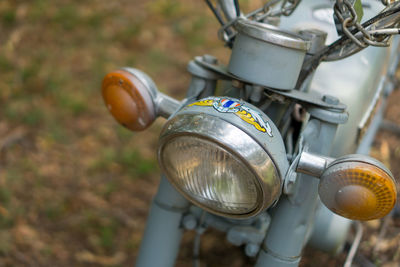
[
  {"x1": 218, "y1": 0, "x2": 302, "y2": 44},
  {"x1": 217, "y1": 0, "x2": 400, "y2": 50},
  {"x1": 381, "y1": 0, "x2": 398, "y2": 5},
  {"x1": 280, "y1": 0, "x2": 302, "y2": 16},
  {"x1": 334, "y1": 0, "x2": 393, "y2": 48}
]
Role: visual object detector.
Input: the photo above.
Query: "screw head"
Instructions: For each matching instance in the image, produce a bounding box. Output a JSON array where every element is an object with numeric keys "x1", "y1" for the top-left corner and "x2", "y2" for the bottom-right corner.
[
  {"x1": 202, "y1": 54, "x2": 218, "y2": 65},
  {"x1": 232, "y1": 79, "x2": 244, "y2": 89},
  {"x1": 182, "y1": 214, "x2": 197, "y2": 230},
  {"x1": 245, "y1": 243, "x2": 260, "y2": 257}
]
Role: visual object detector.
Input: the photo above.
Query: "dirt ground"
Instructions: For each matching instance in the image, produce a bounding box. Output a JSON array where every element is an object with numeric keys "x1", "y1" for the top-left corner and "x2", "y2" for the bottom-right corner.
[{"x1": 0, "y1": 1, "x2": 399, "y2": 266}]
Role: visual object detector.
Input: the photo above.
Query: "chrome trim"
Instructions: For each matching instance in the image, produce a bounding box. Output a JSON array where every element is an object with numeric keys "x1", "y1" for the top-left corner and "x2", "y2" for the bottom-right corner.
[
  {"x1": 296, "y1": 151, "x2": 334, "y2": 178},
  {"x1": 123, "y1": 67, "x2": 181, "y2": 119},
  {"x1": 234, "y1": 19, "x2": 310, "y2": 51},
  {"x1": 297, "y1": 152, "x2": 394, "y2": 180},
  {"x1": 158, "y1": 113, "x2": 282, "y2": 218},
  {"x1": 327, "y1": 154, "x2": 394, "y2": 178},
  {"x1": 357, "y1": 76, "x2": 385, "y2": 140}
]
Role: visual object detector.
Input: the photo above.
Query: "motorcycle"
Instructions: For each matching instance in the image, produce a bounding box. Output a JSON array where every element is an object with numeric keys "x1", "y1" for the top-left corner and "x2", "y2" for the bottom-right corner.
[{"x1": 101, "y1": 0, "x2": 400, "y2": 266}]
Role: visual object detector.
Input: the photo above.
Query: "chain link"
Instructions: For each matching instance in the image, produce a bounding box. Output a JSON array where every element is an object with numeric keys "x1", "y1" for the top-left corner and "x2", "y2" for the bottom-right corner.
[
  {"x1": 381, "y1": 0, "x2": 398, "y2": 6},
  {"x1": 334, "y1": 0, "x2": 394, "y2": 48},
  {"x1": 218, "y1": 0, "x2": 302, "y2": 44},
  {"x1": 218, "y1": 0, "x2": 400, "y2": 51},
  {"x1": 280, "y1": 0, "x2": 302, "y2": 16}
]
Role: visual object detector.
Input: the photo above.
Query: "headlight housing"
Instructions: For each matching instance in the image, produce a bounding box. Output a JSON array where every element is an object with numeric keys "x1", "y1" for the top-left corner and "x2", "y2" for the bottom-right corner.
[{"x1": 158, "y1": 97, "x2": 289, "y2": 218}]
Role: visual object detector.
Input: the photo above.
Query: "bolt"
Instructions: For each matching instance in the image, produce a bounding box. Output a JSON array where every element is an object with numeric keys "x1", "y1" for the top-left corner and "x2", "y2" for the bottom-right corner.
[
  {"x1": 202, "y1": 54, "x2": 218, "y2": 65},
  {"x1": 245, "y1": 243, "x2": 260, "y2": 257},
  {"x1": 182, "y1": 214, "x2": 197, "y2": 230},
  {"x1": 322, "y1": 95, "x2": 339, "y2": 105},
  {"x1": 250, "y1": 86, "x2": 264, "y2": 103},
  {"x1": 285, "y1": 181, "x2": 295, "y2": 195},
  {"x1": 232, "y1": 79, "x2": 244, "y2": 89}
]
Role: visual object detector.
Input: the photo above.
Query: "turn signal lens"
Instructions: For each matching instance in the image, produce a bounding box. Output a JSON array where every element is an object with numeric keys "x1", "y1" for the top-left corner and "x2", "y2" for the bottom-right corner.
[
  {"x1": 319, "y1": 160, "x2": 397, "y2": 221},
  {"x1": 102, "y1": 69, "x2": 156, "y2": 131}
]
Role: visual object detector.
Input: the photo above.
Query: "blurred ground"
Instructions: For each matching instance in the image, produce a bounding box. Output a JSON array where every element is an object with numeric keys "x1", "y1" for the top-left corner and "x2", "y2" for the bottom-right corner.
[{"x1": 0, "y1": 0, "x2": 399, "y2": 266}]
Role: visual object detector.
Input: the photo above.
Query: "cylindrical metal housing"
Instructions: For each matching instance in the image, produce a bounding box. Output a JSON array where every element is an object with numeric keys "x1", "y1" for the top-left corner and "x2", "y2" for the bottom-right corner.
[{"x1": 228, "y1": 19, "x2": 310, "y2": 90}]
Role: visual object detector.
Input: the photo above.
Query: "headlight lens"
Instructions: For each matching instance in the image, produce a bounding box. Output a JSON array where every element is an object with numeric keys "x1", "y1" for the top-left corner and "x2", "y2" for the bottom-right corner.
[{"x1": 161, "y1": 135, "x2": 262, "y2": 214}]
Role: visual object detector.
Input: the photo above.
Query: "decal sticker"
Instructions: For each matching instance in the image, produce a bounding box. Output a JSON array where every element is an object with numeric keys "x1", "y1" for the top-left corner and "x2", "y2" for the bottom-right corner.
[
  {"x1": 189, "y1": 97, "x2": 273, "y2": 137},
  {"x1": 188, "y1": 98, "x2": 214, "y2": 107},
  {"x1": 213, "y1": 99, "x2": 241, "y2": 113}
]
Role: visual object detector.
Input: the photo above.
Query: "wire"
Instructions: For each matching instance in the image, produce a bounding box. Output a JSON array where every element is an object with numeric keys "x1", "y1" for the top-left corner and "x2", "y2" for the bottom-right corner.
[
  {"x1": 344, "y1": 221, "x2": 363, "y2": 267},
  {"x1": 296, "y1": 4, "x2": 400, "y2": 87},
  {"x1": 193, "y1": 232, "x2": 201, "y2": 267},
  {"x1": 325, "y1": 4, "x2": 400, "y2": 59},
  {"x1": 205, "y1": 0, "x2": 226, "y2": 26},
  {"x1": 234, "y1": 0, "x2": 241, "y2": 16},
  {"x1": 303, "y1": 4, "x2": 400, "y2": 69},
  {"x1": 204, "y1": 0, "x2": 234, "y2": 48},
  {"x1": 192, "y1": 211, "x2": 206, "y2": 267}
]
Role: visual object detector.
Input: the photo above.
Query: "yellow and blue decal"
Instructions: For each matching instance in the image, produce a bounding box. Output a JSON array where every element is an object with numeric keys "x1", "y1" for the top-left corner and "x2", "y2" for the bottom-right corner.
[{"x1": 189, "y1": 97, "x2": 273, "y2": 137}]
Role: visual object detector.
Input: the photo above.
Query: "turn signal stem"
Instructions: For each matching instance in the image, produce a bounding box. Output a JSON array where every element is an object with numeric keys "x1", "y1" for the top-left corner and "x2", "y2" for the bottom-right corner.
[
  {"x1": 154, "y1": 92, "x2": 181, "y2": 119},
  {"x1": 297, "y1": 151, "x2": 334, "y2": 178},
  {"x1": 296, "y1": 152, "x2": 397, "y2": 221}
]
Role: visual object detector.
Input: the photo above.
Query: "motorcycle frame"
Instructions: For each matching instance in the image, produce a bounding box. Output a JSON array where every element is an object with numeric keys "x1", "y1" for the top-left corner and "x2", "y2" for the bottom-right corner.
[{"x1": 134, "y1": 1, "x2": 400, "y2": 266}]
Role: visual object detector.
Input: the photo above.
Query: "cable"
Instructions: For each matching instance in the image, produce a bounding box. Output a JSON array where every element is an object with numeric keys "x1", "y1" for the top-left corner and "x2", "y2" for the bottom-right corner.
[
  {"x1": 205, "y1": 0, "x2": 226, "y2": 26},
  {"x1": 297, "y1": 5, "x2": 400, "y2": 87},
  {"x1": 325, "y1": 4, "x2": 400, "y2": 59},
  {"x1": 234, "y1": 0, "x2": 241, "y2": 16},
  {"x1": 344, "y1": 221, "x2": 363, "y2": 267},
  {"x1": 204, "y1": 0, "x2": 234, "y2": 48},
  {"x1": 192, "y1": 211, "x2": 206, "y2": 267}
]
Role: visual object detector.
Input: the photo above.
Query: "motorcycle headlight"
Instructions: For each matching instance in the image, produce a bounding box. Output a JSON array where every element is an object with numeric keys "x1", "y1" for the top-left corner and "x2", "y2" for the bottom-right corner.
[{"x1": 158, "y1": 97, "x2": 289, "y2": 218}]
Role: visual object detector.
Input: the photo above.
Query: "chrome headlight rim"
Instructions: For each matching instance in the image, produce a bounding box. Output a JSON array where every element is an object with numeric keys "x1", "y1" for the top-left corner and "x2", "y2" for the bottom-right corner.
[
  {"x1": 158, "y1": 112, "x2": 283, "y2": 218},
  {"x1": 158, "y1": 133, "x2": 265, "y2": 217}
]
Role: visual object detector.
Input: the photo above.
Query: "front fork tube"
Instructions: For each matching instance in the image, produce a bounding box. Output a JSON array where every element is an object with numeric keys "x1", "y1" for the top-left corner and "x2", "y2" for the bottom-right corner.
[
  {"x1": 256, "y1": 119, "x2": 339, "y2": 267},
  {"x1": 136, "y1": 61, "x2": 218, "y2": 267},
  {"x1": 136, "y1": 177, "x2": 190, "y2": 267}
]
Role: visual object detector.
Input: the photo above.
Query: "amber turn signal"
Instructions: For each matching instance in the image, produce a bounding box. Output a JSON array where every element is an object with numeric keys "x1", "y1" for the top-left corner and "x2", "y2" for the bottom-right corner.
[
  {"x1": 102, "y1": 69, "x2": 156, "y2": 131},
  {"x1": 319, "y1": 156, "x2": 397, "y2": 221}
]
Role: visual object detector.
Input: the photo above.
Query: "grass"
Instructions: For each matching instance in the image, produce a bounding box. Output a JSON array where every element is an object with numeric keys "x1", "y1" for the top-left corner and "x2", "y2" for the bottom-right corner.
[
  {"x1": 44, "y1": 201, "x2": 66, "y2": 221},
  {"x1": 53, "y1": 4, "x2": 80, "y2": 30},
  {"x1": 149, "y1": 0, "x2": 183, "y2": 19},
  {"x1": 55, "y1": 93, "x2": 88, "y2": 116},
  {"x1": 0, "y1": 231, "x2": 12, "y2": 255},
  {"x1": 88, "y1": 146, "x2": 157, "y2": 177},
  {"x1": 0, "y1": 55, "x2": 14, "y2": 72},
  {"x1": 99, "y1": 222, "x2": 117, "y2": 251},
  {"x1": 0, "y1": 188, "x2": 11, "y2": 206},
  {"x1": 1, "y1": 9, "x2": 16, "y2": 26}
]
